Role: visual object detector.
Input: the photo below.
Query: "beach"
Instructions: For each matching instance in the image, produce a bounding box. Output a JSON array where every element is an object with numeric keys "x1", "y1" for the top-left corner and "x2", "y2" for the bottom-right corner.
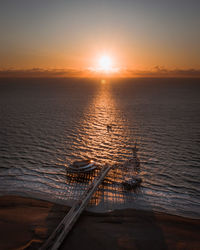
[{"x1": 0, "y1": 196, "x2": 199, "y2": 250}]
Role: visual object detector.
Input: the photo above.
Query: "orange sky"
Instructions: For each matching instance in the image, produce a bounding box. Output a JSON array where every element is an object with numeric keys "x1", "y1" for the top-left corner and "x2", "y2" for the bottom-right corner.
[{"x1": 0, "y1": 1, "x2": 200, "y2": 77}]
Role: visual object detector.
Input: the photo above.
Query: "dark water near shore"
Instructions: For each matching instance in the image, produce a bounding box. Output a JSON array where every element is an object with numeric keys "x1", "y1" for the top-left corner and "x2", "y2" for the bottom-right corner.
[{"x1": 0, "y1": 78, "x2": 200, "y2": 219}]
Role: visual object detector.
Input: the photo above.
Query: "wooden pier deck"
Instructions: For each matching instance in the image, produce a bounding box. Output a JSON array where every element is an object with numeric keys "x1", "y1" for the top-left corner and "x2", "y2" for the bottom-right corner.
[{"x1": 40, "y1": 164, "x2": 112, "y2": 250}]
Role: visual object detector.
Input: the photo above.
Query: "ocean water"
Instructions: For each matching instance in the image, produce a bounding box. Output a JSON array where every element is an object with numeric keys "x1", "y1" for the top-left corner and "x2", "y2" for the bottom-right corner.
[{"x1": 0, "y1": 78, "x2": 200, "y2": 219}]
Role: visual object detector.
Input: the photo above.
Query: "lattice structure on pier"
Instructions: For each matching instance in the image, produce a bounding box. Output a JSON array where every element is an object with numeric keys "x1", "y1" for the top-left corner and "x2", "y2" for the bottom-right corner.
[{"x1": 64, "y1": 149, "x2": 141, "y2": 209}]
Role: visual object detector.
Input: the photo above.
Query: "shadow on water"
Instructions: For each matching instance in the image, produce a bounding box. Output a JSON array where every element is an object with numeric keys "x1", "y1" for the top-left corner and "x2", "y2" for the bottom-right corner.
[
  {"x1": 87, "y1": 150, "x2": 167, "y2": 249},
  {"x1": 31, "y1": 147, "x2": 168, "y2": 250}
]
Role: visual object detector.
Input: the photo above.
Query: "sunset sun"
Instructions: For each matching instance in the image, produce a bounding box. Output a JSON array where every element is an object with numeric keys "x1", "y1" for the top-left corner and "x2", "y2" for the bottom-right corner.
[
  {"x1": 89, "y1": 54, "x2": 119, "y2": 74},
  {"x1": 98, "y1": 55, "x2": 112, "y2": 71}
]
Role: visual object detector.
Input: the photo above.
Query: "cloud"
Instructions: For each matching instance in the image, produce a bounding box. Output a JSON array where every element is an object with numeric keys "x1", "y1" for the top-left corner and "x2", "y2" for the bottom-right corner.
[
  {"x1": 0, "y1": 68, "x2": 85, "y2": 78},
  {"x1": 0, "y1": 67, "x2": 200, "y2": 78},
  {"x1": 124, "y1": 66, "x2": 200, "y2": 78}
]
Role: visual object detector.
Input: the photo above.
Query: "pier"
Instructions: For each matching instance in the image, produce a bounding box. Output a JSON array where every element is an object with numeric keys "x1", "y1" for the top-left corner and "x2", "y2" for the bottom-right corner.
[{"x1": 41, "y1": 164, "x2": 112, "y2": 250}]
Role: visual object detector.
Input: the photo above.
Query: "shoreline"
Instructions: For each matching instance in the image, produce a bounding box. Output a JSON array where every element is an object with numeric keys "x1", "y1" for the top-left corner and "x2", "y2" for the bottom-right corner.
[
  {"x1": 0, "y1": 195, "x2": 200, "y2": 249},
  {"x1": 1, "y1": 191, "x2": 199, "y2": 220}
]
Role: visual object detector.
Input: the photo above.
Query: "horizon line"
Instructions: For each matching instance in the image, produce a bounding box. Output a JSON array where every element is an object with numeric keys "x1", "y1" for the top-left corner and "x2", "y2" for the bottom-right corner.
[{"x1": 0, "y1": 67, "x2": 200, "y2": 78}]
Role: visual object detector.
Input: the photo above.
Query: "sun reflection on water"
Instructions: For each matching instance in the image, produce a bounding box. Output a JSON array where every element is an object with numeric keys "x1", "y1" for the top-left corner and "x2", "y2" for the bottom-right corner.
[
  {"x1": 64, "y1": 81, "x2": 141, "y2": 208},
  {"x1": 77, "y1": 80, "x2": 131, "y2": 165}
]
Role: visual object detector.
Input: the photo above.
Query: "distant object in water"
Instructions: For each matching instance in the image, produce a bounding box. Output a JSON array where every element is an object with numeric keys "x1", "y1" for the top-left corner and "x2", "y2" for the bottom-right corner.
[
  {"x1": 122, "y1": 176, "x2": 142, "y2": 190},
  {"x1": 129, "y1": 142, "x2": 140, "y2": 170},
  {"x1": 132, "y1": 142, "x2": 138, "y2": 153},
  {"x1": 107, "y1": 124, "x2": 112, "y2": 132},
  {"x1": 68, "y1": 159, "x2": 97, "y2": 173}
]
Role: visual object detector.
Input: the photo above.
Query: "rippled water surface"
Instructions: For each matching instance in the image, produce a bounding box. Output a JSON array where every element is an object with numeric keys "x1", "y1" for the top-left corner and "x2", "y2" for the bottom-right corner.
[{"x1": 0, "y1": 78, "x2": 200, "y2": 218}]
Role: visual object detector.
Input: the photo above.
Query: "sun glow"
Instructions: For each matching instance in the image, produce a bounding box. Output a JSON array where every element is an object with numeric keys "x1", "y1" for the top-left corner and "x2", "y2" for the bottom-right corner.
[
  {"x1": 98, "y1": 55, "x2": 112, "y2": 71},
  {"x1": 89, "y1": 54, "x2": 120, "y2": 74}
]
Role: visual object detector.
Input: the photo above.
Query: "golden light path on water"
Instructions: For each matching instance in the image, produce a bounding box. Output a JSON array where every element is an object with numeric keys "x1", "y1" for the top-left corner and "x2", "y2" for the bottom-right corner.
[
  {"x1": 77, "y1": 79, "x2": 133, "y2": 164},
  {"x1": 64, "y1": 79, "x2": 140, "y2": 209}
]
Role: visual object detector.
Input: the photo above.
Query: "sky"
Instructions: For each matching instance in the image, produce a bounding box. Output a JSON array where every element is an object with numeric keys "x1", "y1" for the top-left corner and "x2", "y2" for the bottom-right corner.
[{"x1": 0, "y1": 0, "x2": 200, "y2": 76}]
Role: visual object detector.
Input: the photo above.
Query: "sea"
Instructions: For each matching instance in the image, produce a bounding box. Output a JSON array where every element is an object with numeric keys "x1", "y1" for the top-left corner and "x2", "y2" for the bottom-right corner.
[{"x1": 0, "y1": 77, "x2": 200, "y2": 219}]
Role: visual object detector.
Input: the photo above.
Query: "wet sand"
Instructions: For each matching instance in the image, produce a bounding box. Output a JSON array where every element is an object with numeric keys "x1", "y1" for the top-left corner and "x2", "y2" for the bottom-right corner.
[{"x1": 0, "y1": 196, "x2": 199, "y2": 250}]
